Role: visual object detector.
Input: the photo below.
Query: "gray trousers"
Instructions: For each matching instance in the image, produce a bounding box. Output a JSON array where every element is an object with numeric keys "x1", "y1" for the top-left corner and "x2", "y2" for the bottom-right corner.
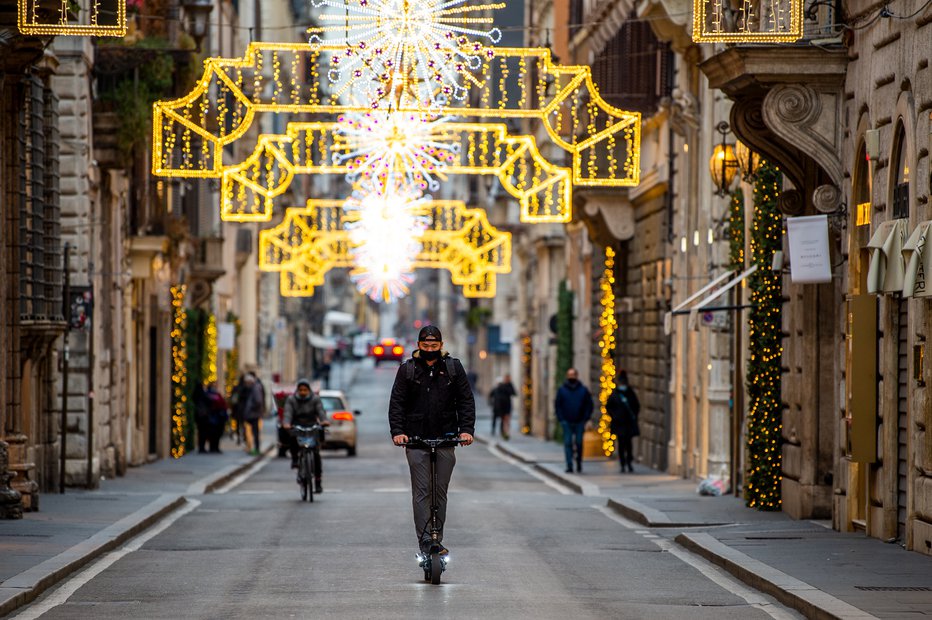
[{"x1": 406, "y1": 447, "x2": 456, "y2": 550}]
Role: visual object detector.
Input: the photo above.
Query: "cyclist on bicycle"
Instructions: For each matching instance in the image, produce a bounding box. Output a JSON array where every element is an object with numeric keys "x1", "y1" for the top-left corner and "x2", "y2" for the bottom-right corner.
[
  {"x1": 282, "y1": 378, "x2": 327, "y2": 493},
  {"x1": 389, "y1": 325, "x2": 475, "y2": 557}
]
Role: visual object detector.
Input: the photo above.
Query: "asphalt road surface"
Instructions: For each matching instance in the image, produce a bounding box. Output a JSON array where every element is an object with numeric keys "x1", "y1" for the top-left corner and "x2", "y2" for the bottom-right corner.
[{"x1": 14, "y1": 364, "x2": 799, "y2": 620}]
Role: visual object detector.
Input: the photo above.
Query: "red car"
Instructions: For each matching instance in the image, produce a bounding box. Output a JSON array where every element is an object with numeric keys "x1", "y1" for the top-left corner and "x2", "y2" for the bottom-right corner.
[{"x1": 371, "y1": 338, "x2": 405, "y2": 365}]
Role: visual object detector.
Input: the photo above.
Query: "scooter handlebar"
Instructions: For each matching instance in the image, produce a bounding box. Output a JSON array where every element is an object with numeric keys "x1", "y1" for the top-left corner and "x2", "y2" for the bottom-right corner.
[{"x1": 398, "y1": 436, "x2": 467, "y2": 448}]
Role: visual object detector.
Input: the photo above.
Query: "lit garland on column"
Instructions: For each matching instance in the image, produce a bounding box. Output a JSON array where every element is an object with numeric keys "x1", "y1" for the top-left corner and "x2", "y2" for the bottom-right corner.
[
  {"x1": 728, "y1": 188, "x2": 745, "y2": 270},
  {"x1": 203, "y1": 314, "x2": 218, "y2": 385},
  {"x1": 170, "y1": 286, "x2": 189, "y2": 458},
  {"x1": 745, "y1": 162, "x2": 784, "y2": 510},
  {"x1": 596, "y1": 247, "x2": 618, "y2": 456},
  {"x1": 521, "y1": 335, "x2": 532, "y2": 434}
]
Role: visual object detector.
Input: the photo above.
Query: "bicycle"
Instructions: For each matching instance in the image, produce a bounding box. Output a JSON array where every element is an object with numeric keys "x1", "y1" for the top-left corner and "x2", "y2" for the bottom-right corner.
[
  {"x1": 292, "y1": 424, "x2": 323, "y2": 502},
  {"x1": 400, "y1": 435, "x2": 467, "y2": 584}
]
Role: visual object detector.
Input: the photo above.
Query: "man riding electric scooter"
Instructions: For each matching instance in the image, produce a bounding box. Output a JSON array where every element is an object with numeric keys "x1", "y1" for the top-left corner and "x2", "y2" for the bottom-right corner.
[{"x1": 389, "y1": 325, "x2": 475, "y2": 566}]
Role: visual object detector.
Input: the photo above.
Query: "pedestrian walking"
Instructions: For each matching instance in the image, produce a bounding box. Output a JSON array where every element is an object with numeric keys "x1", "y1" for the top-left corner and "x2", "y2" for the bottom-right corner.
[
  {"x1": 194, "y1": 384, "x2": 212, "y2": 454},
  {"x1": 489, "y1": 374, "x2": 517, "y2": 440},
  {"x1": 554, "y1": 368, "x2": 593, "y2": 473},
  {"x1": 204, "y1": 382, "x2": 229, "y2": 453},
  {"x1": 607, "y1": 370, "x2": 640, "y2": 473},
  {"x1": 230, "y1": 374, "x2": 249, "y2": 445},
  {"x1": 389, "y1": 325, "x2": 475, "y2": 557},
  {"x1": 241, "y1": 372, "x2": 266, "y2": 455}
]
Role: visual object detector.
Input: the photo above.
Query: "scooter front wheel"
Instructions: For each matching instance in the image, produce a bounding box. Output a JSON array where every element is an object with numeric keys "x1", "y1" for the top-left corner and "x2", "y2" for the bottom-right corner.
[{"x1": 429, "y1": 552, "x2": 442, "y2": 584}]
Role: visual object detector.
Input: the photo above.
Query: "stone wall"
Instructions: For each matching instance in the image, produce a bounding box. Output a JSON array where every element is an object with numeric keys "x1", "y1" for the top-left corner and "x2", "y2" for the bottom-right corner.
[{"x1": 618, "y1": 191, "x2": 669, "y2": 470}]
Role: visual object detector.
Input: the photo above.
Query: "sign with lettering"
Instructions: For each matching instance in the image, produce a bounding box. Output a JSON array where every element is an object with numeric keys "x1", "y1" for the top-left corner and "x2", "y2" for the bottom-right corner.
[
  {"x1": 786, "y1": 215, "x2": 832, "y2": 284},
  {"x1": 903, "y1": 221, "x2": 932, "y2": 298}
]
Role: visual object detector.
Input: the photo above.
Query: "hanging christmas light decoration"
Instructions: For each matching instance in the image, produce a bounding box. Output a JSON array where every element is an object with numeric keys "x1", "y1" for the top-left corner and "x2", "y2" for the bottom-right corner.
[
  {"x1": 259, "y1": 199, "x2": 511, "y2": 299},
  {"x1": 344, "y1": 179, "x2": 429, "y2": 302},
  {"x1": 151, "y1": 43, "x2": 640, "y2": 191},
  {"x1": 221, "y1": 120, "x2": 571, "y2": 223},
  {"x1": 334, "y1": 108, "x2": 460, "y2": 191},
  {"x1": 692, "y1": 0, "x2": 802, "y2": 42},
  {"x1": 308, "y1": 0, "x2": 504, "y2": 106},
  {"x1": 18, "y1": 0, "x2": 127, "y2": 36}
]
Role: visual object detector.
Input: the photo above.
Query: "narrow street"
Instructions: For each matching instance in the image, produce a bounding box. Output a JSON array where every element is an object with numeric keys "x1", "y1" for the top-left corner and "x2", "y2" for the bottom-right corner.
[{"x1": 11, "y1": 366, "x2": 796, "y2": 620}]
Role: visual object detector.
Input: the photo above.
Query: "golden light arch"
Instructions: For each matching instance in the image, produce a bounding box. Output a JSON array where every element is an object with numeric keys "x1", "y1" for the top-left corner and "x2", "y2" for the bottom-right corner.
[
  {"x1": 151, "y1": 42, "x2": 641, "y2": 189},
  {"x1": 222, "y1": 121, "x2": 571, "y2": 223},
  {"x1": 259, "y1": 199, "x2": 511, "y2": 298}
]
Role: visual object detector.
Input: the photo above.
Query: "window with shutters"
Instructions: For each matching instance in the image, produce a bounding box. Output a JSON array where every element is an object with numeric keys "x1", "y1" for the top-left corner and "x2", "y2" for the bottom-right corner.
[
  {"x1": 11, "y1": 74, "x2": 62, "y2": 323},
  {"x1": 590, "y1": 15, "x2": 673, "y2": 114},
  {"x1": 891, "y1": 124, "x2": 909, "y2": 220},
  {"x1": 569, "y1": 0, "x2": 584, "y2": 40}
]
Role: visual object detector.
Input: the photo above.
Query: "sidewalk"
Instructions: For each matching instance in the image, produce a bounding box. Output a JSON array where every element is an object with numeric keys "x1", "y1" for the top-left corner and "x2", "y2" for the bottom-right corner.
[
  {"x1": 0, "y1": 422, "x2": 277, "y2": 617},
  {"x1": 480, "y1": 424, "x2": 932, "y2": 620}
]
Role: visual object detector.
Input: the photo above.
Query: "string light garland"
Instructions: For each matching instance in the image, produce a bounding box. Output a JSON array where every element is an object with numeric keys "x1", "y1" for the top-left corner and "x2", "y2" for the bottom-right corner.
[
  {"x1": 259, "y1": 198, "x2": 511, "y2": 299},
  {"x1": 745, "y1": 162, "x2": 784, "y2": 510},
  {"x1": 170, "y1": 285, "x2": 189, "y2": 459},
  {"x1": 521, "y1": 335, "x2": 533, "y2": 434},
  {"x1": 728, "y1": 188, "x2": 745, "y2": 270},
  {"x1": 308, "y1": 0, "x2": 504, "y2": 106},
  {"x1": 596, "y1": 247, "x2": 618, "y2": 456},
  {"x1": 151, "y1": 43, "x2": 640, "y2": 192},
  {"x1": 18, "y1": 0, "x2": 127, "y2": 36},
  {"x1": 692, "y1": 0, "x2": 802, "y2": 42},
  {"x1": 203, "y1": 313, "x2": 218, "y2": 385}
]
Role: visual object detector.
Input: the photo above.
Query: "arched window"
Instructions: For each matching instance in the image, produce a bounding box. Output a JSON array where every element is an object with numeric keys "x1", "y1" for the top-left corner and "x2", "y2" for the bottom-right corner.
[
  {"x1": 853, "y1": 142, "x2": 872, "y2": 226},
  {"x1": 891, "y1": 124, "x2": 910, "y2": 220}
]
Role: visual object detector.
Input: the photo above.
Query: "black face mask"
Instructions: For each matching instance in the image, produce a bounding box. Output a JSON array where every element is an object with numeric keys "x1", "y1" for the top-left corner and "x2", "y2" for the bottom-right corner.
[
  {"x1": 420, "y1": 349, "x2": 442, "y2": 361},
  {"x1": 567, "y1": 378, "x2": 579, "y2": 386}
]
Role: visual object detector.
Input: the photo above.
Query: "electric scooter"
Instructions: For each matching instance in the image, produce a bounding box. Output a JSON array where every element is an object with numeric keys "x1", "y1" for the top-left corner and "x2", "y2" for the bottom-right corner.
[{"x1": 402, "y1": 435, "x2": 466, "y2": 584}]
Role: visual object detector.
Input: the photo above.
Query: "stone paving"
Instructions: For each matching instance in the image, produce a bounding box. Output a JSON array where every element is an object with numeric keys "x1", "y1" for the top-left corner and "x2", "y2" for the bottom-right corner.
[{"x1": 479, "y1": 416, "x2": 932, "y2": 620}]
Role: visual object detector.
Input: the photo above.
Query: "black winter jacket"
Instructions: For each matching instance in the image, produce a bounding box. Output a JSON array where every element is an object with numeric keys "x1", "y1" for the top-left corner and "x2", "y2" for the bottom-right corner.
[{"x1": 388, "y1": 351, "x2": 476, "y2": 440}]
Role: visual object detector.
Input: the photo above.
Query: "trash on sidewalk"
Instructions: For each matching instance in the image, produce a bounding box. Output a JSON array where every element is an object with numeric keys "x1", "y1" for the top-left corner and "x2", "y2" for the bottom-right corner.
[{"x1": 696, "y1": 477, "x2": 729, "y2": 496}]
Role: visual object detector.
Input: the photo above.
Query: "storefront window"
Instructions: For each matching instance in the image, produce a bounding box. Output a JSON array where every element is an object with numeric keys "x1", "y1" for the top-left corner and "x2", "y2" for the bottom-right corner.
[{"x1": 891, "y1": 124, "x2": 909, "y2": 220}]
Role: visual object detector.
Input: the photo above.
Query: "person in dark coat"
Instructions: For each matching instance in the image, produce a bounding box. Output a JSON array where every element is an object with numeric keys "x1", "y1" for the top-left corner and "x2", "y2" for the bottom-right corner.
[
  {"x1": 204, "y1": 382, "x2": 229, "y2": 453},
  {"x1": 389, "y1": 325, "x2": 475, "y2": 557},
  {"x1": 554, "y1": 368, "x2": 594, "y2": 473},
  {"x1": 241, "y1": 373, "x2": 265, "y2": 455},
  {"x1": 607, "y1": 370, "x2": 640, "y2": 473},
  {"x1": 194, "y1": 384, "x2": 212, "y2": 454},
  {"x1": 282, "y1": 378, "x2": 328, "y2": 492},
  {"x1": 489, "y1": 374, "x2": 517, "y2": 439}
]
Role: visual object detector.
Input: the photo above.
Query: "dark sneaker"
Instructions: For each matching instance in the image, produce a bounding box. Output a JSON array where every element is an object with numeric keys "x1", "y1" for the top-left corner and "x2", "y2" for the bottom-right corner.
[
  {"x1": 315, "y1": 480, "x2": 323, "y2": 494},
  {"x1": 290, "y1": 460, "x2": 298, "y2": 469},
  {"x1": 435, "y1": 543, "x2": 449, "y2": 556}
]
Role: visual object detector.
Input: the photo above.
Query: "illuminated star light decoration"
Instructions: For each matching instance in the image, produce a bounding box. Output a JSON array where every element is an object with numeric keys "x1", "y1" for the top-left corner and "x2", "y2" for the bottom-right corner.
[
  {"x1": 308, "y1": 0, "x2": 504, "y2": 105},
  {"x1": 334, "y1": 109, "x2": 460, "y2": 191},
  {"x1": 344, "y1": 179, "x2": 429, "y2": 302}
]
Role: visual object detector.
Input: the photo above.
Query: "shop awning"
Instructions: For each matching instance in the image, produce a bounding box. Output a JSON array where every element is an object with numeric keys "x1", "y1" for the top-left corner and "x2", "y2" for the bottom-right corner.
[
  {"x1": 323, "y1": 310, "x2": 355, "y2": 327},
  {"x1": 867, "y1": 219, "x2": 908, "y2": 294},
  {"x1": 307, "y1": 331, "x2": 337, "y2": 349},
  {"x1": 664, "y1": 265, "x2": 757, "y2": 335},
  {"x1": 903, "y1": 221, "x2": 932, "y2": 298}
]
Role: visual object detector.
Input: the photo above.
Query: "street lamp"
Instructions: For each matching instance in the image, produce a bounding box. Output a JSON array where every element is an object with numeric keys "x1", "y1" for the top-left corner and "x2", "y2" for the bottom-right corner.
[
  {"x1": 735, "y1": 139, "x2": 760, "y2": 181},
  {"x1": 181, "y1": 0, "x2": 213, "y2": 52},
  {"x1": 709, "y1": 121, "x2": 738, "y2": 196}
]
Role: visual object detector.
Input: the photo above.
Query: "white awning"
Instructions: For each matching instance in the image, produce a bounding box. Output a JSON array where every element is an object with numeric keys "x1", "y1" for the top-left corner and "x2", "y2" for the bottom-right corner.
[
  {"x1": 307, "y1": 331, "x2": 337, "y2": 349},
  {"x1": 663, "y1": 265, "x2": 757, "y2": 335},
  {"x1": 903, "y1": 221, "x2": 932, "y2": 298},
  {"x1": 323, "y1": 310, "x2": 355, "y2": 326},
  {"x1": 867, "y1": 219, "x2": 908, "y2": 294}
]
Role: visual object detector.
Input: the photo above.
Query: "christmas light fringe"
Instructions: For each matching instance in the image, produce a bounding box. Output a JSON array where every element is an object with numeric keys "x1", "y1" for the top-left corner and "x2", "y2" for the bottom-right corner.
[
  {"x1": 308, "y1": 0, "x2": 504, "y2": 105},
  {"x1": 334, "y1": 109, "x2": 460, "y2": 192}
]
